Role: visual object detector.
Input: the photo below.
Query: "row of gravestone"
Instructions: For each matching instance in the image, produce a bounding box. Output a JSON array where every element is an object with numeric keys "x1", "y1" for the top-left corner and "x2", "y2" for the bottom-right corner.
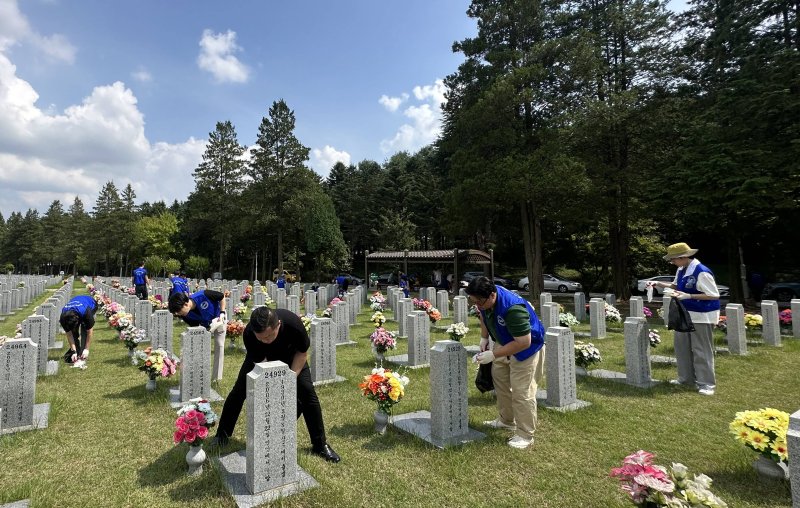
[{"x1": 0, "y1": 275, "x2": 62, "y2": 317}]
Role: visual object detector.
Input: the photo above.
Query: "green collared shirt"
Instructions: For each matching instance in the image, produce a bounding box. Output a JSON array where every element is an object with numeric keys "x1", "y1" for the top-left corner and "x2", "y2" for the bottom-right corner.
[{"x1": 484, "y1": 304, "x2": 531, "y2": 342}]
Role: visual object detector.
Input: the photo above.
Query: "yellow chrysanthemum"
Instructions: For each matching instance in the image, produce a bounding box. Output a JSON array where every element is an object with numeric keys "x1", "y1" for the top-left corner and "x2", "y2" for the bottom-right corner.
[
  {"x1": 771, "y1": 438, "x2": 789, "y2": 462},
  {"x1": 747, "y1": 430, "x2": 770, "y2": 451}
]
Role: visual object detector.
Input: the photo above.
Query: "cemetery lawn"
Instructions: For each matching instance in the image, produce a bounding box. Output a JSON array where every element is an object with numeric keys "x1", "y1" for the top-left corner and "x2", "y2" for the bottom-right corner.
[{"x1": 1, "y1": 290, "x2": 797, "y2": 507}]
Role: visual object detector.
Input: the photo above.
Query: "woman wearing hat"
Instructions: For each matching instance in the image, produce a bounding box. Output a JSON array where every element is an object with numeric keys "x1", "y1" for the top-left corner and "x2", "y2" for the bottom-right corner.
[{"x1": 648, "y1": 242, "x2": 720, "y2": 396}]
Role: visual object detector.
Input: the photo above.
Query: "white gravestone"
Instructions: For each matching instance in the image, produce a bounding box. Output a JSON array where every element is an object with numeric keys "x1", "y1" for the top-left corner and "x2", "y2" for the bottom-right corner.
[
  {"x1": 276, "y1": 289, "x2": 287, "y2": 310},
  {"x1": 37, "y1": 303, "x2": 61, "y2": 350},
  {"x1": 787, "y1": 409, "x2": 800, "y2": 507},
  {"x1": 436, "y1": 290, "x2": 449, "y2": 318},
  {"x1": 287, "y1": 295, "x2": 300, "y2": 316},
  {"x1": 792, "y1": 299, "x2": 800, "y2": 339},
  {"x1": 332, "y1": 302, "x2": 354, "y2": 346},
  {"x1": 0, "y1": 338, "x2": 50, "y2": 434},
  {"x1": 310, "y1": 318, "x2": 344, "y2": 385},
  {"x1": 171, "y1": 327, "x2": 222, "y2": 407},
  {"x1": 149, "y1": 310, "x2": 174, "y2": 352},
  {"x1": 725, "y1": 304, "x2": 747, "y2": 355},
  {"x1": 388, "y1": 311, "x2": 431, "y2": 369},
  {"x1": 452, "y1": 296, "x2": 468, "y2": 326},
  {"x1": 304, "y1": 291, "x2": 317, "y2": 316},
  {"x1": 760, "y1": 300, "x2": 781, "y2": 346},
  {"x1": 629, "y1": 297, "x2": 644, "y2": 318},
  {"x1": 135, "y1": 300, "x2": 152, "y2": 334},
  {"x1": 541, "y1": 327, "x2": 590, "y2": 411},
  {"x1": 540, "y1": 293, "x2": 552, "y2": 306},
  {"x1": 542, "y1": 302, "x2": 560, "y2": 330},
  {"x1": 22, "y1": 315, "x2": 57, "y2": 376},
  {"x1": 605, "y1": 293, "x2": 616, "y2": 305},
  {"x1": 624, "y1": 317, "x2": 656, "y2": 388},
  {"x1": 397, "y1": 299, "x2": 413, "y2": 338},
  {"x1": 589, "y1": 298, "x2": 606, "y2": 339},
  {"x1": 316, "y1": 286, "x2": 328, "y2": 310},
  {"x1": 574, "y1": 292, "x2": 586, "y2": 321}
]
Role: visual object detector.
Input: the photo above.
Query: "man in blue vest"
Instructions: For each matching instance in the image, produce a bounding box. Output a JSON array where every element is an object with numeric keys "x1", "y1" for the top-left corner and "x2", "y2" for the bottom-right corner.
[
  {"x1": 468, "y1": 276, "x2": 545, "y2": 449},
  {"x1": 59, "y1": 295, "x2": 98, "y2": 363},
  {"x1": 648, "y1": 242, "x2": 720, "y2": 396},
  {"x1": 168, "y1": 289, "x2": 228, "y2": 380},
  {"x1": 132, "y1": 261, "x2": 150, "y2": 300}
]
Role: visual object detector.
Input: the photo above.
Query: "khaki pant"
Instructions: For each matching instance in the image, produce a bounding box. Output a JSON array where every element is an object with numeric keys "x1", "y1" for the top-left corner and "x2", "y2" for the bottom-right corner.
[
  {"x1": 491, "y1": 348, "x2": 544, "y2": 440},
  {"x1": 212, "y1": 327, "x2": 227, "y2": 381}
]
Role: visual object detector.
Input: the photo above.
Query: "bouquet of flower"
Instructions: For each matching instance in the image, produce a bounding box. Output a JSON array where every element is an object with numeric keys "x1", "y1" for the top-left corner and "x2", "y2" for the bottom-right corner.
[
  {"x1": 109, "y1": 311, "x2": 133, "y2": 332},
  {"x1": 81, "y1": 277, "x2": 88, "y2": 284},
  {"x1": 559, "y1": 312, "x2": 580, "y2": 328},
  {"x1": 103, "y1": 301, "x2": 124, "y2": 319},
  {"x1": 359, "y1": 366, "x2": 409, "y2": 414},
  {"x1": 729, "y1": 408, "x2": 789, "y2": 464},
  {"x1": 174, "y1": 398, "x2": 217, "y2": 445},
  {"x1": 322, "y1": 297, "x2": 342, "y2": 318},
  {"x1": 446, "y1": 322, "x2": 469, "y2": 341},
  {"x1": 17, "y1": 281, "x2": 25, "y2": 288},
  {"x1": 716, "y1": 316, "x2": 727, "y2": 331},
  {"x1": 132, "y1": 347, "x2": 179, "y2": 379},
  {"x1": 126, "y1": 287, "x2": 136, "y2": 295},
  {"x1": 226, "y1": 319, "x2": 246, "y2": 343},
  {"x1": 649, "y1": 329, "x2": 661, "y2": 348},
  {"x1": 301, "y1": 315, "x2": 313, "y2": 334},
  {"x1": 779, "y1": 309, "x2": 792, "y2": 327},
  {"x1": 148, "y1": 295, "x2": 166, "y2": 311},
  {"x1": 0, "y1": 336, "x2": 9, "y2": 347},
  {"x1": 86, "y1": 283, "x2": 95, "y2": 293},
  {"x1": 371, "y1": 311, "x2": 386, "y2": 328},
  {"x1": 412, "y1": 298, "x2": 432, "y2": 312},
  {"x1": 15, "y1": 323, "x2": 23, "y2": 338},
  {"x1": 119, "y1": 326, "x2": 146, "y2": 350},
  {"x1": 427, "y1": 307, "x2": 441, "y2": 323},
  {"x1": 744, "y1": 313, "x2": 763, "y2": 329},
  {"x1": 370, "y1": 327, "x2": 397, "y2": 354},
  {"x1": 111, "y1": 279, "x2": 121, "y2": 289},
  {"x1": 575, "y1": 341, "x2": 602, "y2": 368},
  {"x1": 233, "y1": 302, "x2": 247, "y2": 318},
  {"x1": 643, "y1": 306, "x2": 653, "y2": 318},
  {"x1": 657, "y1": 307, "x2": 664, "y2": 319},
  {"x1": 605, "y1": 302, "x2": 622, "y2": 323},
  {"x1": 370, "y1": 291, "x2": 387, "y2": 311},
  {"x1": 92, "y1": 292, "x2": 105, "y2": 308},
  {"x1": 610, "y1": 450, "x2": 727, "y2": 507}
]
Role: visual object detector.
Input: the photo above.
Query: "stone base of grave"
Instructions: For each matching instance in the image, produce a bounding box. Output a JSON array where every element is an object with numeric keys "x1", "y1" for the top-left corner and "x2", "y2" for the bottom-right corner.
[
  {"x1": 0, "y1": 403, "x2": 50, "y2": 435},
  {"x1": 312, "y1": 375, "x2": 346, "y2": 387},
  {"x1": 334, "y1": 340, "x2": 357, "y2": 347},
  {"x1": 431, "y1": 325, "x2": 449, "y2": 332},
  {"x1": 44, "y1": 360, "x2": 59, "y2": 376},
  {"x1": 384, "y1": 354, "x2": 429, "y2": 369},
  {"x1": 585, "y1": 369, "x2": 661, "y2": 388},
  {"x1": 0, "y1": 499, "x2": 30, "y2": 508},
  {"x1": 535, "y1": 389, "x2": 592, "y2": 412},
  {"x1": 391, "y1": 410, "x2": 486, "y2": 449},
  {"x1": 169, "y1": 388, "x2": 224, "y2": 409},
  {"x1": 48, "y1": 341, "x2": 63, "y2": 350},
  {"x1": 464, "y1": 345, "x2": 480, "y2": 355},
  {"x1": 215, "y1": 451, "x2": 318, "y2": 508},
  {"x1": 574, "y1": 332, "x2": 591, "y2": 338},
  {"x1": 651, "y1": 355, "x2": 677, "y2": 365}
]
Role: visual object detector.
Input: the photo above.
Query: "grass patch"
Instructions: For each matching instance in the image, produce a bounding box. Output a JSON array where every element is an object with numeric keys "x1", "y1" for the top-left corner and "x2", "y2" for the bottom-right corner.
[{"x1": 0, "y1": 289, "x2": 796, "y2": 507}]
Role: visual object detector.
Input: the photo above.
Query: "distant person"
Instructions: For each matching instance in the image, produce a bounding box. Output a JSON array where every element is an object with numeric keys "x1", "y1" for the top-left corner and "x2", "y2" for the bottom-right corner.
[
  {"x1": 212, "y1": 307, "x2": 341, "y2": 463},
  {"x1": 648, "y1": 242, "x2": 720, "y2": 396},
  {"x1": 446, "y1": 273, "x2": 454, "y2": 293},
  {"x1": 277, "y1": 274, "x2": 286, "y2": 289},
  {"x1": 748, "y1": 271, "x2": 764, "y2": 301},
  {"x1": 169, "y1": 271, "x2": 190, "y2": 298},
  {"x1": 60, "y1": 295, "x2": 98, "y2": 363},
  {"x1": 335, "y1": 274, "x2": 346, "y2": 297},
  {"x1": 168, "y1": 289, "x2": 228, "y2": 380},
  {"x1": 399, "y1": 274, "x2": 410, "y2": 298},
  {"x1": 132, "y1": 261, "x2": 150, "y2": 300}
]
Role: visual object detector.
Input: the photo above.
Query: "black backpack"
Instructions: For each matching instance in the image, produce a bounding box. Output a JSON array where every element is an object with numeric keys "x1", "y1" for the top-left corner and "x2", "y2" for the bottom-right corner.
[{"x1": 667, "y1": 298, "x2": 695, "y2": 332}]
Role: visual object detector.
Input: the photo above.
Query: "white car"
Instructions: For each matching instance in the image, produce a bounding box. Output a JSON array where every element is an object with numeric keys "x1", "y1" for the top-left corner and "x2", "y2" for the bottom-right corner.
[
  {"x1": 636, "y1": 275, "x2": 729, "y2": 297},
  {"x1": 518, "y1": 274, "x2": 582, "y2": 293}
]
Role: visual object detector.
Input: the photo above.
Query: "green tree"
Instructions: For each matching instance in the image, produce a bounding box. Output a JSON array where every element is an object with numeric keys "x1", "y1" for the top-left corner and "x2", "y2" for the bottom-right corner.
[
  {"x1": 65, "y1": 197, "x2": 90, "y2": 274},
  {"x1": 41, "y1": 200, "x2": 68, "y2": 273},
  {"x1": 143, "y1": 255, "x2": 165, "y2": 278},
  {"x1": 305, "y1": 190, "x2": 348, "y2": 282},
  {"x1": 18, "y1": 209, "x2": 43, "y2": 273},
  {"x1": 184, "y1": 255, "x2": 211, "y2": 279},
  {"x1": 134, "y1": 212, "x2": 179, "y2": 259},
  {"x1": 92, "y1": 181, "x2": 126, "y2": 275}
]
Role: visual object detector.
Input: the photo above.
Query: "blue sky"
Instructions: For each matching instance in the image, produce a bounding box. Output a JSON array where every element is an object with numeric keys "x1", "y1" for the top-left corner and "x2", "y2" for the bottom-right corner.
[{"x1": 0, "y1": 0, "x2": 687, "y2": 218}]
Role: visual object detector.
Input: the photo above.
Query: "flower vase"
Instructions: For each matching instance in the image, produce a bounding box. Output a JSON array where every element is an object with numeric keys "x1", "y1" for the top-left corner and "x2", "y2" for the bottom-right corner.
[
  {"x1": 373, "y1": 347, "x2": 385, "y2": 363},
  {"x1": 145, "y1": 373, "x2": 157, "y2": 392},
  {"x1": 752, "y1": 455, "x2": 789, "y2": 481},
  {"x1": 374, "y1": 410, "x2": 390, "y2": 435},
  {"x1": 186, "y1": 444, "x2": 206, "y2": 476},
  {"x1": 127, "y1": 348, "x2": 135, "y2": 359}
]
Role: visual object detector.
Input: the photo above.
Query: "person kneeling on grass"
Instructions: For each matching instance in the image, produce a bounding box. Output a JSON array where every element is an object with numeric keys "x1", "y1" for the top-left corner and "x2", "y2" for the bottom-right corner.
[
  {"x1": 211, "y1": 306, "x2": 341, "y2": 463},
  {"x1": 168, "y1": 289, "x2": 227, "y2": 381},
  {"x1": 60, "y1": 295, "x2": 98, "y2": 364}
]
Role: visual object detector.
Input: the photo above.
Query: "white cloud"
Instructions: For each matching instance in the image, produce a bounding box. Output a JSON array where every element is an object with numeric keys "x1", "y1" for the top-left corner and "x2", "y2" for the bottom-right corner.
[
  {"x1": 0, "y1": 0, "x2": 75, "y2": 63},
  {"x1": 131, "y1": 67, "x2": 152, "y2": 83},
  {"x1": 378, "y1": 93, "x2": 408, "y2": 112},
  {"x1": 0, "y1": 50, "x2": 205, "y2": 217},
  {"x1": 380, "y1": 79, "x2": 446, "y2": 153},
  {"x1": 310, "y1": 145, "x2": 351, "y2": 179},
  {"x1": 197, "y1": 29, "x2": 250, "y2": 84}
]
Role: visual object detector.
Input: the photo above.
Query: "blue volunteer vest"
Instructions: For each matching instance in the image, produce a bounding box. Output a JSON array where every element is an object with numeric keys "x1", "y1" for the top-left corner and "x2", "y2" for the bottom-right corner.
[
  {"x1": 170, "y1": 276, "x2": 189, "y2": 294},
  {"x1": 61, "y1": 295, "x2": 97, "y2": 320},
  {"x1": 133, "y1": 267, "x2": 147, "y2": 285},
  {"x1": 676, "y1": 262, "x2": 720, "y2": 313},
  {"x1": 480, "y1": 285, "x2": 545, "y2": 361},
  {"x1": 185, "y1": 291, "x2": 221, "y2": 329},
  {"x1": 277, "y1": 278, "x2": 286, "y2": 289}
]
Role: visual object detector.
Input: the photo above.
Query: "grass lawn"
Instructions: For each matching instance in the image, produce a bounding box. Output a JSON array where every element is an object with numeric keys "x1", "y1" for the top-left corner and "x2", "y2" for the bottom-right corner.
[{"x1": 0, "y1": 287, "x2": 796, "y2": 507}]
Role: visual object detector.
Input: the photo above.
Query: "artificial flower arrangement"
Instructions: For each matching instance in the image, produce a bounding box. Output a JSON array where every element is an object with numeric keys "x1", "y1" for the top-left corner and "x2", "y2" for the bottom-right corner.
[
  {"x1": 744, "y1": 313, "x2": 763, "y2": 330},
  {"x1": 132, "y1": 347, "x2": 179, "y2": 380},
  {"x1": 0, "y1": 336, "x2": 8, "y2": 347},
  {"x1": 446, "y1": 322, "x2": 469, "y2": 341},
  {"x1": 370, "y1": 291, "x2": 387, "y2": 311},
  {"x1": 559, "y1": 312, "x2": 580, "y2": 328},
  {"x1": 148, "y1": 295, "x2": 166, "y2": 311},
  {"x1": 301, "y1": 314, "x2": 313, "y2": 334},
  {"x1": 226, "y1": 319, "x2": 246, "y2": 345},
  {"x1": 427, "y1": 307, "x2": 442, "y2": 323},
  {"x1": 18, "y1": 281, "x2": 25, "y2": 288},
  {"x1": 86, "y1": 283, "x2": 95, "y2": 293},
  {"x1": 233, "y1": 302, "x2": 247, "y2": 318},
  {"x1": 103, "y1": 301, "x2": 124, "y2": 319},
  {"x1": 729, "y1": 408, "x2": 789, "y2": 464},
  {"x1": 574, "y1": 341, "x2": 602, "y2": 368},
  {"x1": 174, "y1": 398, "x2": 218, "y2": 446},
  {"x1": 369, "y1": 327, "x2": 397, "y2": 354},
  {"x1": 126, "y1": 287, "x2": 136, "y2": 295},
  {"x1": 649, "y1": 329, "x2": 661, "y2": 348},
  {"x1": 322, "y1": 297, "x2": 343, "y2": 318},
  {"x1": 779, "y1": 309, "x2": 791, "y2": 327},
  {"x1": 119, "y1": 326, "x2": 146, "y2": 350},
  {"x1": 643, "y1": 306, "x2": 653, "y2": 318},
  {"x1": 610, "y1": 450, "x2": 727, "y2": 508},
  {"x1": 111, "y1": 279, "x2": 121, "y2": 289},
  {"x1": 240, "y1": 285, "x2": 252, "y2": 303},
  {"x1": 412, "y1": 298, "x2": 433, "y2": 312},
  {"x1": 359, "y1": 366, "x2": 409, "y2": 415},
  {"x1": 108, "y1": 311, "x2": 134, "y2": 332},
  {"x1": 716, "y1": 316, "x2": 727, "y2": 331},
  {"x1": 371, "y1": 311, "x2": 386, "y2": 328},
  {"x1": 92, "y1": 292, "x2": 105, "y2": 308},
  {"x1": 15, "y1": 323, "x2": 23, "y2": 338},
  {"x1": 605, "y1": 302, "x2": 622, "y2": 323}
]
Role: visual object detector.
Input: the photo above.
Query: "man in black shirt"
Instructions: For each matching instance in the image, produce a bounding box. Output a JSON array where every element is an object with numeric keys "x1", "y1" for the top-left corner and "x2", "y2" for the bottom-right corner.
[{"x1": 213, "y1": 306, "x2": 340, "y2": 463}]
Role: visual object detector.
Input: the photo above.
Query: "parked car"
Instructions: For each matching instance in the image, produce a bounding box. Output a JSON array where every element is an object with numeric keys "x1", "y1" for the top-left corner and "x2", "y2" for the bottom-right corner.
[
  {"x1": 518, "y1": 274, "x2": 583, "y2": 293},
  {"x1": 636, "y1": 275, "x2": 730, "y2": 297},
  {"x1": 762, "y1": 282, "x2": 800, "y2": 302},
  {"x1": 460, "y1": 271, "x2": 513, "y2": 288}
]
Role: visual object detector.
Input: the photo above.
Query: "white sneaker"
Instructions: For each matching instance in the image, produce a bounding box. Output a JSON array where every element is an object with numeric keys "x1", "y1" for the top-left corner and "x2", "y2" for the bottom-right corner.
[
  {"x1": 698, "y1": 388, "x2": 715, "y2": 396},
  {"x1": 507, "y1": 436, "x2": 533, "y2": 449},
  {"x1": 483, "y1": 418, "x2": 515, "y2": 430}
]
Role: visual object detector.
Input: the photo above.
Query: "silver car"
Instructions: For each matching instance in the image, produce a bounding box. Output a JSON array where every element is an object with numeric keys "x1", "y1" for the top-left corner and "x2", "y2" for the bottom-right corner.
[{"x1": 517, "y1": 274, "x2": 582, "y2": 293}]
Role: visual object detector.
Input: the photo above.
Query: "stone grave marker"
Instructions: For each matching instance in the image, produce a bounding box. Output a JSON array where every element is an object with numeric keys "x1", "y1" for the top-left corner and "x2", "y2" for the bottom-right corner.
[
  {"x1": 453, "y1": 296, "x2": 468, "y2": 326},
  {"x1": 287, "y1": 295, "x2": 300, "y2": 316},
  {"x1": 761, "y1": 300, "x2": 781, "y2": 346},
  {"x1": 589, "y1": 298, "x2": 606, "y2": 339},
  {"x1": 135, "y1": 299, "x2": 152, "y2": 333},
  {"x1": 149, "y1": 309, "x2": 174, "y2": 352},
  {"x1": 332, "y1": 302, "x2": 354, "y2": 345},
  {"x1": 253, "y1": 290, "x2": 265, "y2": 307},
  {"x1": 792, "y1": 299, "x2": 800, "y2": 339},
  {"x1": 436, "y1": 290, "x2": 449, "y2": 318},
  {"x1": 787, "y1": 409, "x2": 800, "y2": 507},
  {"x1": 276, "y1": 289, "x2": 287, "y2": 310},
  {"x1": 397, "y1": 298, "x2": 413, "y2": 338},
  {"x1": 37, "y1": 303, "x2": 61, "y2": 350},
  {"x1": 629, "y1": 297, "x2": 644, "y2": 318},
  {"x1": 605, "y1": 293, "x2": 616, "y2": 305},
  {"x1": 574, "y1": 292, "x2": 586, "y2": 321},
  {"x1": 170, "y1": 327, "x2": 222, "y2": 407},
  {"x1": 304, "y1": 290, "x2": 317, "y2": 315},
  {"x1": 0, "y1": 338, "x2": 50, "y2": 434},
  {"x1": 21, "y1": 315, "x2": 57, "y2": 376},
  {"x1": 388, "y1": 311, "x2": 430, "y2": 369},
  {"x1": 542, "y1": 302, "x2": 560, "y2": 330},
  {"x1": 310, "y1": 318, "x2": 344, "y2": 385},
  {"x1": 725, "y1": 304, "x2": 747, "y2": 355},
  {"x1": 624, "y1": 317, "x2": 656, "y2": 388},
  {"x1": 540, "y1": 327, "x2": 590, "y2": 411},
  {"x1": 539, "y1": 293, "x2": 552, "y2": 306},
  {"x1": 316, "y1": 286, "x2": 328, "y2": 310}
]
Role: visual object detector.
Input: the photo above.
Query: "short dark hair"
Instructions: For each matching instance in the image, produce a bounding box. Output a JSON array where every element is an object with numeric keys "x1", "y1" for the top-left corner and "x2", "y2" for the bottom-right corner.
[
  {"x1": 465, "y1": 276, "x2": 496, "y2": 299},
  {"x1": 139, "y1": 260, "x2": 146, "y2": 266},
  {"x1": 179, "y1": 272, "x2": 186, "y2": 278},
  {"x1": 59, "y1": 310, "x2": 80, "y2": 333},
  {"x1": 168, "y1": 292, "x2": 189, "y2": 314},
  {"x1": 250, "y1": 306, "x2": 279, "y2": 333}
]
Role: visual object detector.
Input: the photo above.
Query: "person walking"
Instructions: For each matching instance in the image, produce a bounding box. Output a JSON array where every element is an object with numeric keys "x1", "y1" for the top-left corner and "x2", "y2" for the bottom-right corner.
[
  {"x1": 467, "y1": 276, "x2": 545, "y2": 449},
  {"x1": 648, "y1": 242, "x2": 720, "y2": 396},
  {"x1": 168, "y1": 289, "x2": 228, "y2": 380},
  {"x1": 132, "y1": 261, "x2": 150, "y2": 300},
  {"x1": 211, "y1": 307, "x2": 341, "y2": 462}
]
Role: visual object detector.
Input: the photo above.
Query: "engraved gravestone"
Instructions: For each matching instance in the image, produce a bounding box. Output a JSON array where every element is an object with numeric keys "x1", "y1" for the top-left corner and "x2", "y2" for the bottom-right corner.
[
  {"x1": 304, "y1": 290, "x2": 317, "y2": 316},
  {"x1": 760, "y1": 300, "x2": 781, "y2": 346},
  {"x1": 430, "y1": 340, "x2": 468, "y2": 442},
  {"x1": 629, "y1": 297, "x2": 644, "y2": 318},
  {"x1": 0, "y1": 338, "x2": 48, "y2": 433},
  {"x1": 287, "y1": 295, "x2": 300, "y2": 316},
  {"x1": 589, "y1": 298, "x2": 606, "y2": 339},
  {"x1": 397, "y1": 298, "x2": 413, "y2": 338},
  {"x1": 179, "y1": 327, "x2": 212, "y2": 402},
  {"x1": 436, "y1": 290, "x2": 449, "y2": 318},
  {"x1": 333, "y1": 302, "x2": 350, "y2": 344},
  {"x1": 543, "y1": 327, "x2": 589, "y2": 410},
  {"x1": 310, "y1": 318, "x2": 342, "y2": 385},
  {"x1": 21, "y1": 315, "x2": 52, "y2": 376},
  {"x1": 453, "y1": 296, "x2": 468, "y2": 326},
  {"x1": 135, "y1": 299, "x2": 152, "y2": 332},
  {"x1": 276, "y1": 289, "x2": 287, "y2": 310},
  {"x1": 574, "y1": 292, "x2": 586, "y2": 321},
  {"x1": 624, "y1": 317, "x2": 653, "y2": 387},
  {"x1": 725, "y1": 304, "x2": 746, "y2": 355},
  {"x1": 150, "y1": 309, "x2": 174, "y2": 352},
  {"x1": 408, "y1": 311, "x2": 430, "y2": 367}
]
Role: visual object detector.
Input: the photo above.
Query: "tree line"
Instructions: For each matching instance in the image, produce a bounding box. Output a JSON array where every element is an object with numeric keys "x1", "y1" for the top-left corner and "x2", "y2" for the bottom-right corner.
[{"x1": 0, "y1": 0, "x2": 797, "y2": 301}]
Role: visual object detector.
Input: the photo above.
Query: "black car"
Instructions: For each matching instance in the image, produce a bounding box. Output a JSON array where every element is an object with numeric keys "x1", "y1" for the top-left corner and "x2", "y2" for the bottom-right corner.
[{"x1": 762, "y1": 282, "x2": 800, "y2": 302}]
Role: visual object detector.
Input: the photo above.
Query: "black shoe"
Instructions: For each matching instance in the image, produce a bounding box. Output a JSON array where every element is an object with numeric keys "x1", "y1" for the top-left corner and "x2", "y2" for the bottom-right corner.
[
  {"x1": 208, "y1": 433, "x2": 229, "y2": 448},
  {"x1": 312, "y1": 443, "x2": 340, "y2": 463}
]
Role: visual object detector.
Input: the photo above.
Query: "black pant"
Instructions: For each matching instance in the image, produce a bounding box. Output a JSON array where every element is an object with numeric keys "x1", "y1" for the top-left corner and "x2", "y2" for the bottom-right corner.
[
  {"x1": 135, "y1": 284, "x2": 148, "y2": 300},
  {"x1": 217, "y1": 361, "x2": 327, "y2": 448}
]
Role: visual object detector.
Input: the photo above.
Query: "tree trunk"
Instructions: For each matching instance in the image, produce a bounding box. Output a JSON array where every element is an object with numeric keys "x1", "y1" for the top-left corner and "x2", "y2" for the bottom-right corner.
[
  {"x1": 726, "y1": 225, "x2": 744, "y2": 303},
  {"x1": 521, "y1": 200, "x2": 543, "y2": 305},
  {"x1": 218, "y1": 236, "x2": 224, "y2": 275},
  {"x1": 277, "y1": 231, "x2": 284, "y2": 274},
  {"x1": 608, "y1": 185, "x2": 631, "y2": 300}
]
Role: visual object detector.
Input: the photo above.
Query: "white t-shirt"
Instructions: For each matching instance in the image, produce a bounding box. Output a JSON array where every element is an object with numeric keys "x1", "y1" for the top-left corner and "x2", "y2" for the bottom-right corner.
[{"x1": 673, "y1": 259, "x2": 720, "y2": 324}]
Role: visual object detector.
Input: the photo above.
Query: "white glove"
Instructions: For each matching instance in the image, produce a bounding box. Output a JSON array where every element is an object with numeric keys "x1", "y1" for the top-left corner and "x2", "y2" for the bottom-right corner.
[
  {"x1": 479, "y1": 336, "x2": 489, "y2": 352},
  {"x1": 219, "y1": 312, "x2": 227, "y2": 322},
  {"x1": 70, "y1": 352, "x2": 78, "y2": 363},
  {"x1": 80, "y1": 349, "x2": 89, "y2": 360},
  {"x1": 473, "y1": 351, "x2": 495, "y2": 364},
  {"x1": 209, "y1": 317, "x2": 225, "y2": 333},
  {"x1": 675, "y1": 292, "x2": 691, "y2": 301}
]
